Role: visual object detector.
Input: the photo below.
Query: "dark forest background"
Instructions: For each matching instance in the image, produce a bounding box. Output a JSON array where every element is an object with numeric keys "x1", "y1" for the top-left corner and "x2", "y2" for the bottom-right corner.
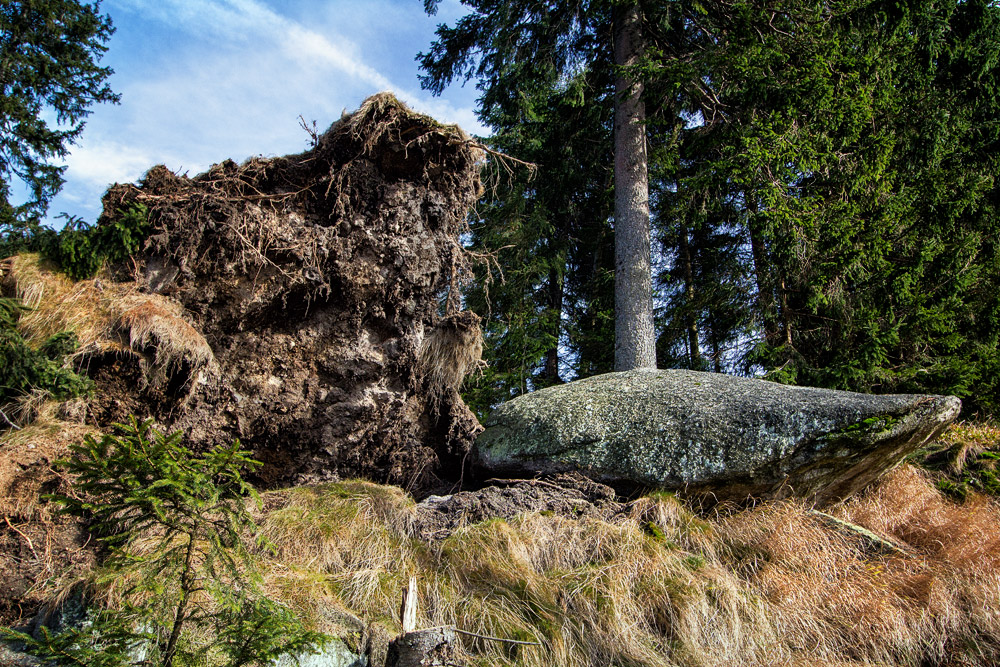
[
  {"x1": 3, "y1": 0, "x2": 999, "y2": 421},
  {"x1": 415, "y1": 0, "x2": 1000, "y2": 420}
]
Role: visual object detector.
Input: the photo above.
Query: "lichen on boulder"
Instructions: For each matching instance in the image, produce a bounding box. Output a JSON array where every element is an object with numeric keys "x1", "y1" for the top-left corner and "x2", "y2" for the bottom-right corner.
[{"x1": 475, "y1": 369, "x2": 961, "y2": 505}]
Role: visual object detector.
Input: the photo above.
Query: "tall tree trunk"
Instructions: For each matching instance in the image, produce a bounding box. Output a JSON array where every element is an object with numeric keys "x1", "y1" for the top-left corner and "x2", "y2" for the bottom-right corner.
[
  {"x1": 747, "y1": 199, "x2": 781, "y2": 347},
  {"x1": 678, "y1": 221, "x2": 701, "y2": 369},
  {"x1": 613, "y1": 3, "x2": 656, "y2": 371},
  {"x1": 163, "y1": 536, "x2": 196, "y2": 667},
  {"x1": 710, "y1": 332, "x2": 723, "y2": 373},
  {"x1": 779, "y1": 275, "x2": 794, "y2": 347},
  {"x1": 543, "y1": 266, "x2": 563, "y2": 384}
]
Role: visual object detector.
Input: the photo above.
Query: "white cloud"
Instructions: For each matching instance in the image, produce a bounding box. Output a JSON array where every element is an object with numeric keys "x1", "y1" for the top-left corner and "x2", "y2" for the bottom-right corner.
[
  {"x1": 44, "y1": 0, "x2": 484, "y2": 224},
  {"x1": 282, "y1": 25, "x2": 393, "y2": 91},
  {"x1": 63, "y1": 140, "x2": 162, "y2": 189},
  {"x1": 114, "y1": 0, "x2": 392, "y2": 89}
]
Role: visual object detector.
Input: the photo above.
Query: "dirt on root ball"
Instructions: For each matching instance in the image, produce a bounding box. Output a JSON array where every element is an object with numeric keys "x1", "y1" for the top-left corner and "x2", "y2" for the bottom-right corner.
[
  {"x1": 0, "y1": 94, "x2": 489, "y2": 626},
  {"x1": 93, "y1": 93, "x2": 485, "y2": 492},
  {"x1": 414, "y1": 474, "x2": 627, "y2": 539}
]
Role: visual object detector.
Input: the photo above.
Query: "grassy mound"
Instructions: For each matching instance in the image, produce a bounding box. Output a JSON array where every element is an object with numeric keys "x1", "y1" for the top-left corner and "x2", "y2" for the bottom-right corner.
[
  {"x1": 910, "y1": 421, "x2": 1000, "y2": 500},
  {"x1": 4, "y1": 412, "x2": 1000, "y2": 665},
  {"x1": 256, "y1": 463, "x2": 1000, "y2": 667}
]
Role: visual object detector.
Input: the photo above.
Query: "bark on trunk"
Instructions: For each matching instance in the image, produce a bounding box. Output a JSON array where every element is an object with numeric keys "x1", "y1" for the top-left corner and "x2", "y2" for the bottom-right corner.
[
  {"x1": 678, "y1": 222, "x2": 701, "y2": 369},
  {"x1": 613, "y1": 3, "x2": 656, "y2": 371},
  {"x1": 543, "y1": 266, "x2": 563, "y2": 384},
  {"x1": 387, "y1": 627, "x2": 457, "y2": 667},
  {"x1": 780, "y1": 275, "x2": 794, "y2": 347}
]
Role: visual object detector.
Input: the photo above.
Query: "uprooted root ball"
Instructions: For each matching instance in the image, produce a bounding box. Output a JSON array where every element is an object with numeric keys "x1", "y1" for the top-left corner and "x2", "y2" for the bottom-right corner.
[{"x1": 93, "y1": 93, "x2": 485, "y2": 489}]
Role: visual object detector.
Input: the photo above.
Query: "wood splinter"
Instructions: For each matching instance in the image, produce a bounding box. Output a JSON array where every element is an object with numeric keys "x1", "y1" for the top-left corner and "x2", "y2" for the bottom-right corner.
[{"x1": 389, "y1": 577, "x2": 541, "y2": 666}]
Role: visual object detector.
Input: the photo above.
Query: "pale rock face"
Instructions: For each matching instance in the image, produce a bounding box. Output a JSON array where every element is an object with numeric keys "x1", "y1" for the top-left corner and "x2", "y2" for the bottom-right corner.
[
  {"x1": 475, "y1": 369, "x2": 961, "y2": 505},
  {"x1": 273, "y1": 640, "x2": 367, "y2": 667}
]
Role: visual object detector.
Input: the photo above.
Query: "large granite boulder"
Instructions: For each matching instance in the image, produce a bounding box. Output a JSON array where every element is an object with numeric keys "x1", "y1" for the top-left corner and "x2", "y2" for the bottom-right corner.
[{"x1": 475, "y1": 369, "x2": 961, "y2": 505}]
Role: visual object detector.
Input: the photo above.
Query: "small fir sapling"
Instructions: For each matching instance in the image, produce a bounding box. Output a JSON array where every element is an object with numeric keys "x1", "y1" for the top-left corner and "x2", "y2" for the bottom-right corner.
[{"x1": 1, "y1": 417, "x2": 325, "y2": 667}]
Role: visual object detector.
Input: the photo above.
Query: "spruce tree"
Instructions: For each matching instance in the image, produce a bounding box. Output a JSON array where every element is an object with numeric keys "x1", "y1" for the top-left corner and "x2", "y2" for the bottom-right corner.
[
  {"x1": 0, "y1": 0, "x2": 118, "y2": 226},
  {"x1": 419, "y1": 0, "x2": 657, "y2": 370},
  {"x1": 658, "y1": 0, "x2": 1000, "y2": 411},
  {"x1": 2, "y1": 418, "x2": 325, "y2": 666}
]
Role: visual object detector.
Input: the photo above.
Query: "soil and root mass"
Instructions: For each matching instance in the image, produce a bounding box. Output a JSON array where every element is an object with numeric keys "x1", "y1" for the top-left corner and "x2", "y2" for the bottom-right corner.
[
  {"x1": 0, "y1": 94, "x2": 484, "y2": 626},
  {"x1": 92, "y1": 93, "x2": 483, "y2": 489}
]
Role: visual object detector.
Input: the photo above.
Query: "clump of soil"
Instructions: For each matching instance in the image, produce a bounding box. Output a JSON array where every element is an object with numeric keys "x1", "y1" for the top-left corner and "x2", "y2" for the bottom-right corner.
[
  {"x1": 95, "y1": 93, "x2": 484, "y2": 490},
  {"x1": 414, "y1": 474, "x2": 626, "y2": 539}
]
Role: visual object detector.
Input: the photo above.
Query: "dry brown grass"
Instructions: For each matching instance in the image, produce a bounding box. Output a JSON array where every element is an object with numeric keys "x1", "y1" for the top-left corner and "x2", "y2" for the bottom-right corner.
[
  {"x1": 0, "y1": 402, "x2": 93, "y2": 520},
  {"x1": 1, "y1": 253, "x2": 215, "y2": 395},
  {"x1": 10, "y1": 435, "x2": 1000, "y2": 666},
  {"x1": 836, "y1": 465, "x2": 1000, "y2": 660},
  {"x1": 419, "y1": 311, "x2": 484, "y2": 400},
  {"x1": 256, "y1": 467, "x2": 1000, "y2": 667},
  {"x1": 0, "y1": 403, "x2": 97, "y2": 624},
  {"x1": 0, "y1": 253, "x2": 120, "y2": 353},
  {"x1": 116, "y1": 296, "x2": 216, "y2": 391}
]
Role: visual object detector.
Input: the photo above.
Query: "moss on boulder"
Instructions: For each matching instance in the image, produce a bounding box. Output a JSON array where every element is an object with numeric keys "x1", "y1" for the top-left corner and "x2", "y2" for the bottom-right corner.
[{"x1": 474, "y1": 369, "x2": 961, "y2": 505}]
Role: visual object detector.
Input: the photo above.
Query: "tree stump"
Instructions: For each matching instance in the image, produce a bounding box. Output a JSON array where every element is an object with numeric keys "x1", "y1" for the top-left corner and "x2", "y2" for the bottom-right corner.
[{"x1": 386, "y1": 627, "x2": 456, "y2": 667}]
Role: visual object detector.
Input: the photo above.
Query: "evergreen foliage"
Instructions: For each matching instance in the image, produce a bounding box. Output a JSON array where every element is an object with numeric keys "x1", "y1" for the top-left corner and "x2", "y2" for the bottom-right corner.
[
  {"x1": 423, "y1": 0, "x2": 1000, "y2": 417},
  {"x1": 0, "y1": 295, "x2": 91, "y2": 412},
  {"x1": 0, "y1": 0, "x2": 119, "y2": 225},
  {"x1": 1, "y1": 418, "x2": 325, "y2": 667},
  {"x1": 0, "y1": 203, "x2": 151, "y2": 280},
  {"x1": 715, "y1": 0, "x2": 1000, "y2": 413},
  {"x1": 461, "y1": 69, "x2": 615, "y2": 417}
]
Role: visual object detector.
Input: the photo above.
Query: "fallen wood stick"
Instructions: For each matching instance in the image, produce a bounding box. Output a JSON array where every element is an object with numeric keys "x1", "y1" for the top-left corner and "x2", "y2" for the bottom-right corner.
[
  {"x1": 4, "y1": 515, "x2": 39, "y2": 562},
  {"x1": 452, "y1": 628, "x2": 542, "y2": 647},
  {"x1": 807, "y1": 510, "x2": 915, "y2": 557},
  {"x1": 401, "y1": 576, "x2": 418, "y2": 633},
  {"x1": 421, "y1": 625, "x2": 542, "y2": 647},
  {"x1": 0, "y1": 407, "x2": 21, "y2": 430}
]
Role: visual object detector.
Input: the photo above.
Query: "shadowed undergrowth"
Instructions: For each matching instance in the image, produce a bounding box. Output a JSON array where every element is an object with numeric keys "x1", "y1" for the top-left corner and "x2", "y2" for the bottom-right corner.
[{"x1": 910, "y1": 420, "x2": 1000, "y2": 501}]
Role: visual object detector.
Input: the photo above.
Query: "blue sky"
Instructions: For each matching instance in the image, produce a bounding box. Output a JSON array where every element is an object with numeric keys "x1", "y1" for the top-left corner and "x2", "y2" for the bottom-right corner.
[{"x1": 41, "y1": 0, "x2": 485, "y2": 224}]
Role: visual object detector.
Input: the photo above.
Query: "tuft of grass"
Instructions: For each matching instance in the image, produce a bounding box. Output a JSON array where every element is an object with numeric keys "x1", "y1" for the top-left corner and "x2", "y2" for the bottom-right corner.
[
  {"x1": 115, "y1": 297, "x2": 216, "y2": 394},
  {"x1": 418, "y1": 311, "x2": 484, "y2": 401},
  {"x1": 911, "y1": 421, "x2": 1000, "y2": 500},
  {"x1": 2, "y1": 253, "x2": 214, "y2": 395},
  {"x1": 835, "y1": 464, "x2": 1000, "y2": 662},
  {"x1": 2, "y1": 253, "x2": 118, "y2": 351},
  {"x1": 261, "y1": 481, "x2": 423, "y2": 633}
]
